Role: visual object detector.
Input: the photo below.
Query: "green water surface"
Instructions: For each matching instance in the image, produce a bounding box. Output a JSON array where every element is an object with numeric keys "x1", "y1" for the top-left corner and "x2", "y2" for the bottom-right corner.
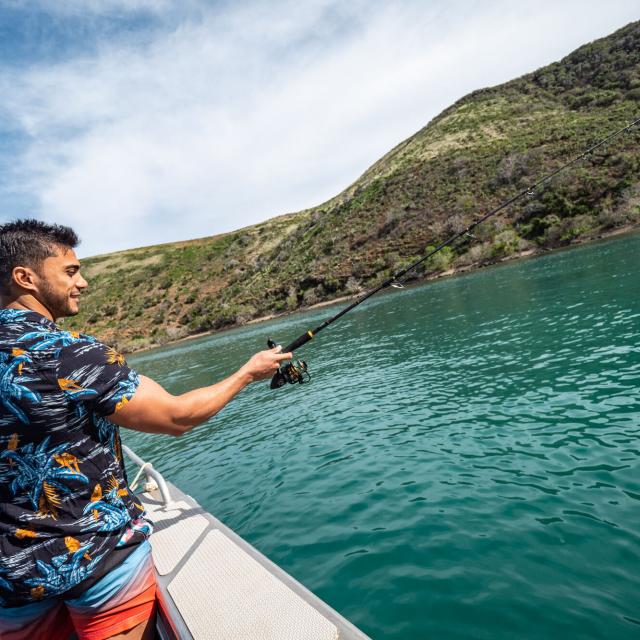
[{"x1": 126, "y1": 232, "x2": 640, "y2": 639}]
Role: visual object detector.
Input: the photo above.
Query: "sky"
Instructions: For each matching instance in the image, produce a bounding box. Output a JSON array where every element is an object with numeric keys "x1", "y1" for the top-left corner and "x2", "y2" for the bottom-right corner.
[{"x1": 0, "y1": 1, "x2": 637, "y2": 258}]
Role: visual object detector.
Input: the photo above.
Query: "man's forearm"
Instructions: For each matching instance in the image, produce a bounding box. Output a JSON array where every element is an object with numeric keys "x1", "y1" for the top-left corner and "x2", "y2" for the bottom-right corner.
[
  {"x1": 170, "y1": 369, "x2": 253, "y2": 430},
  {"x1": 111, "y1": 370, "x2": 253, "y2": 436}
]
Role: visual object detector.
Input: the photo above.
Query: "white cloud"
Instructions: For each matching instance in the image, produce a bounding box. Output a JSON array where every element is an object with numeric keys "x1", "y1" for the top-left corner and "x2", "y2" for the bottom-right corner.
[{"x1": 0, "y1": 0, "x2": 638, "y2": 256}]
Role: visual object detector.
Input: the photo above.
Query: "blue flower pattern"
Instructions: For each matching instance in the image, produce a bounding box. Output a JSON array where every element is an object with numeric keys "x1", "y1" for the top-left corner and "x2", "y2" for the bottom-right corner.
[
  {"x1": 24, "y1": 544, "x2": 106, "y2": 599},
  {"x1": 0, "y1": 351, "x2": 41, "y2": 424},
  {"x1": 1, "y1": 436, "x2": 89, "y2": 511},
  {"x1": 83, "y1": 486, "x2": 131, "y2": 533}
]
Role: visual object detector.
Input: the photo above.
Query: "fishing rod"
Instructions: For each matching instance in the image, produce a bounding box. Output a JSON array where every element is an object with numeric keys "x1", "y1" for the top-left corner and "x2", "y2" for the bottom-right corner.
[{"x1": 267, "y1": 116, "x2": 640, "y2": 389}]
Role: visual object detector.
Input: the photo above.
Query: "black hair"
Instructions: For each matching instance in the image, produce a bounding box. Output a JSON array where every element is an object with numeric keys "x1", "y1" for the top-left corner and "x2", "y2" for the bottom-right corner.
[{"x1": 0, "y1": 219, "x2": 80, "y2": 295}]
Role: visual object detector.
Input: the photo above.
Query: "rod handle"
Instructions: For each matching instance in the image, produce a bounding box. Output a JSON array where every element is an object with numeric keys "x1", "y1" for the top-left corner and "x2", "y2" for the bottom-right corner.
[{"x1": 284, "y1": 330, "x2": 314, "y2": 353}]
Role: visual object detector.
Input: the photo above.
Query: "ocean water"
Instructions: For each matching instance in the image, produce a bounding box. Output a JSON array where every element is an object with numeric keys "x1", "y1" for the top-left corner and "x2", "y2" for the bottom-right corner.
[{"x1": 126, "y1": 231, "x2": 640, "y2": 639}]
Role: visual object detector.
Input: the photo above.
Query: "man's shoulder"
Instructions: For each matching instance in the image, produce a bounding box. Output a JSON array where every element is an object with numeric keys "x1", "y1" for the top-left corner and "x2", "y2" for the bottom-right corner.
[
  {"x1": 0, "y1": 308, "x2": 32, "y2": 325},
  {"x1": 12, "y1": 327, "x2": 99, "y2": 359},
  {"x1": 0, "y1": 309, "x2": 44, "y2": 339},
  {"x1": 57, "y1": 335, "x2": 131, "y2": 378},
  {"x1": 0, "y1": 309, "x2": 49, "y2": 353},
  {"x1": 0, "y1": 309, "x2": 77, "y2": 345}
]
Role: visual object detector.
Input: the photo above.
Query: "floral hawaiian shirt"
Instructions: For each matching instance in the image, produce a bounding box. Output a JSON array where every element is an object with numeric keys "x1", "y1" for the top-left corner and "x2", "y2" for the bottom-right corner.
[{"x1": 0, "y1": 309, "x2": 149, "y2": 607}]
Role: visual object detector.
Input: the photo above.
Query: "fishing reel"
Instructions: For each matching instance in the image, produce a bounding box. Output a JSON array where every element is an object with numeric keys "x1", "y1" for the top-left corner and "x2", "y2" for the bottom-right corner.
[{"x1": 267, "y1": 339, "x2": 311, "y2": 389}]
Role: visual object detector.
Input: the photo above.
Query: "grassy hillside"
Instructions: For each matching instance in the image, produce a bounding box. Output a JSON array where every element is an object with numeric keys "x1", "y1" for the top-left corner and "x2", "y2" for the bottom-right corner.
[{"x1": 67, "y1": 21, "x2": 640, "y2": 352}]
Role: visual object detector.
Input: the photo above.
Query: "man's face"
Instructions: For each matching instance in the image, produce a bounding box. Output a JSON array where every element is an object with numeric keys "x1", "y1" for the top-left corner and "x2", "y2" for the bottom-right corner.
[{"x1": 34, "y1": 248, "x2": 88, "y2": 319}]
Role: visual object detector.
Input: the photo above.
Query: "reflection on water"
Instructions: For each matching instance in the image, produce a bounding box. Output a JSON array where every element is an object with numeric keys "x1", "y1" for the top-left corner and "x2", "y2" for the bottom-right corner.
[{"x1": 127, "y1": 232, "x2": 640, "y2": 639}]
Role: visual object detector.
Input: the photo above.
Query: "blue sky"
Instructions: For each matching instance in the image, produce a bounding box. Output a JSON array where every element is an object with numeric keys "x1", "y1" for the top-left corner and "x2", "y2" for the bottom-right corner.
[{"x1": 0, "y1": 0, "x2": 638, "y2": 257}]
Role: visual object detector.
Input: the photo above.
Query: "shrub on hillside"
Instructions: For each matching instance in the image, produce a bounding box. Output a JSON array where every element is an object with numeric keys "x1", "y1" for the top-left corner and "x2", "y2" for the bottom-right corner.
[
  {"x1": 424, "y1": 245, "x2": 454, "y2": 272},
  {"x1": 542, "y1": 214, "x2": 595, "y2": 245},
  {"x1": 493, "y1": 152, "x2": 532, "y2": 186},
  {"x1": 489, "y1": 230, "x2": 519, "y2": 257},
  {"x1": 456, "y1": 242, "x2": 492, "y2": 266}
]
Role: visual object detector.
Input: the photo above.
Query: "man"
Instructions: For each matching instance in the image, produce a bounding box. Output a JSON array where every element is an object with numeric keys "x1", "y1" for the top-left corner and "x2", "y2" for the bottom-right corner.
[{"x1": 0, "y1": 219, "x2": 291, "y2": 640}]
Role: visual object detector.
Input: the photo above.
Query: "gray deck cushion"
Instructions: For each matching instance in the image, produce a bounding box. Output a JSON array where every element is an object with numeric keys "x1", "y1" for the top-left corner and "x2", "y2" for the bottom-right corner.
[
  {"x1": 142, "y1": 497, "x2": 209, "y2": 575},
  {"x1": 167, "y1": 530, "x2": 339, "y2": 640}
]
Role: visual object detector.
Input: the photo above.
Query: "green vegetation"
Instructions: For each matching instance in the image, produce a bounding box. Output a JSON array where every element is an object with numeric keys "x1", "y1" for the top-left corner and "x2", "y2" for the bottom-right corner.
[{"x1": 66, "y1": 21, "x2": 640, "y2": 352}]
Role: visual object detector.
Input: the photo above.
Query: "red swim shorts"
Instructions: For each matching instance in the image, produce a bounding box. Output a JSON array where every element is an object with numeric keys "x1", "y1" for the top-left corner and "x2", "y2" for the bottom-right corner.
[{"x1": 0, "y1": 541, "x2": 156, "y2": 640}]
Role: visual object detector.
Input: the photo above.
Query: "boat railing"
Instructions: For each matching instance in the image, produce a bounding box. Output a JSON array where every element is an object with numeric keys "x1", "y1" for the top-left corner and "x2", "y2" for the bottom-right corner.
[{"x1": 122, "y1": 444, "x2": 172, "y2": 505}]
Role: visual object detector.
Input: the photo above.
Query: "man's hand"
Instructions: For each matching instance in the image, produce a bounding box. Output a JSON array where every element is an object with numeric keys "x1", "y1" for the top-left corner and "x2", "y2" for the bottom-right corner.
[
  {"x1": 238, "y1": 345, "x2": 293, "y2": 382},
  {"x1": 108, "y1": 346, "x2": 293, "y2": 436}
]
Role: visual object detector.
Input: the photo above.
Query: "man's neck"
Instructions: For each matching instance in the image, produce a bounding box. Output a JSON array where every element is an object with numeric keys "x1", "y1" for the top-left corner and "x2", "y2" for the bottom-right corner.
[{"x1": 2, "y1": 296, "x2": 55, "y2": 322}]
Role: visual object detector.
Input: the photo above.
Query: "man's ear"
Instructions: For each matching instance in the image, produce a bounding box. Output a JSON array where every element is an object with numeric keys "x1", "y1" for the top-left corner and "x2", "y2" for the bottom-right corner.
[{"x1": 12, "y1": 266, "x2": 38, "y2": 293}]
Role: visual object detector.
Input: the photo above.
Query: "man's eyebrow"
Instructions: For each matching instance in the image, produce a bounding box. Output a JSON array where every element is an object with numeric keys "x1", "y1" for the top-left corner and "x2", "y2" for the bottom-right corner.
[{"x1": 64, "y1": 263, "x2": 81, "y2": 270}]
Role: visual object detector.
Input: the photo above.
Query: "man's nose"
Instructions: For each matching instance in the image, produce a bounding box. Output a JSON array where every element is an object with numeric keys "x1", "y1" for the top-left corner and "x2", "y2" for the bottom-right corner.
[{"x1": 77, "y1": 275, "x2": 89, "y2": 289}]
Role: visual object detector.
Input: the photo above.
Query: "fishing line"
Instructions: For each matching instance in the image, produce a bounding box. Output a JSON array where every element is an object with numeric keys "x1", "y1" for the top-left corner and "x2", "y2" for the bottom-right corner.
[{"x1": 267, "y1": 116, "x2": 640, "y2": 389}]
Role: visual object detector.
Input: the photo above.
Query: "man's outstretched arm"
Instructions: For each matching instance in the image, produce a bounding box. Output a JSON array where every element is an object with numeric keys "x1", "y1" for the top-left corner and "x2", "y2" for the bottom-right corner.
[{"x1": 107, "y1": 346, "x2": 292, "y2": 436}]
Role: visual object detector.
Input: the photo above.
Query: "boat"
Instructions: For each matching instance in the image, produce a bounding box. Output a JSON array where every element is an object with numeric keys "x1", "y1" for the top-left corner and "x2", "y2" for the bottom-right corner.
[{"x1": 123, "y1": 446, "x2": 371, "y2": 640}]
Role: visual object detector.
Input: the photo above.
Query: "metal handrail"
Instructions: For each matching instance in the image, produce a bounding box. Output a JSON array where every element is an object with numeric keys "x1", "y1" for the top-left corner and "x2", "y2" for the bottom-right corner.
[{"x1": 122, "y1": 444, "x2": 172, "y2": 505}]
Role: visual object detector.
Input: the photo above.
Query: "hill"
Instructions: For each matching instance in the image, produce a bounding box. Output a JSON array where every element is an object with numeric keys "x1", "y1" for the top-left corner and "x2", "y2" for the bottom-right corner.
[{"x1": 66, "y1": 21, "x2": 640, "y2": 352}]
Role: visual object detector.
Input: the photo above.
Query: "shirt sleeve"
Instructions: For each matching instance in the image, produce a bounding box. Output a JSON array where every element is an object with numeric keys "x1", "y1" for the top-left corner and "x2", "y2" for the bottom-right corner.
[{"x1": 56, "y1": 338, "x2": 140, "y2": 417}]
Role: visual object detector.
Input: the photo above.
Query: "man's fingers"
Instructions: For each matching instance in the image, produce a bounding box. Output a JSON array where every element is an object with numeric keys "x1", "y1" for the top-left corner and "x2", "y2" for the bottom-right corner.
[{"x1": 267, "y1": 346, "x2": 293, "y2": 361}]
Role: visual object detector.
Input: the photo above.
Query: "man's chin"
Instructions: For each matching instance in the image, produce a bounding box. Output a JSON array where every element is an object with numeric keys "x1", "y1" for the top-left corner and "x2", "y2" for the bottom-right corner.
[{"x1": 65, "y1": 301, "x2": 81, "y2": 317}]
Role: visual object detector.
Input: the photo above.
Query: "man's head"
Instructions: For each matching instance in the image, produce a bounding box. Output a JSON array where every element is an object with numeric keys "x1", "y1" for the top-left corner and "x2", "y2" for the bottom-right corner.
[{"x1": 0, "y1": 219, "x2": 87, "y2": 320}]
